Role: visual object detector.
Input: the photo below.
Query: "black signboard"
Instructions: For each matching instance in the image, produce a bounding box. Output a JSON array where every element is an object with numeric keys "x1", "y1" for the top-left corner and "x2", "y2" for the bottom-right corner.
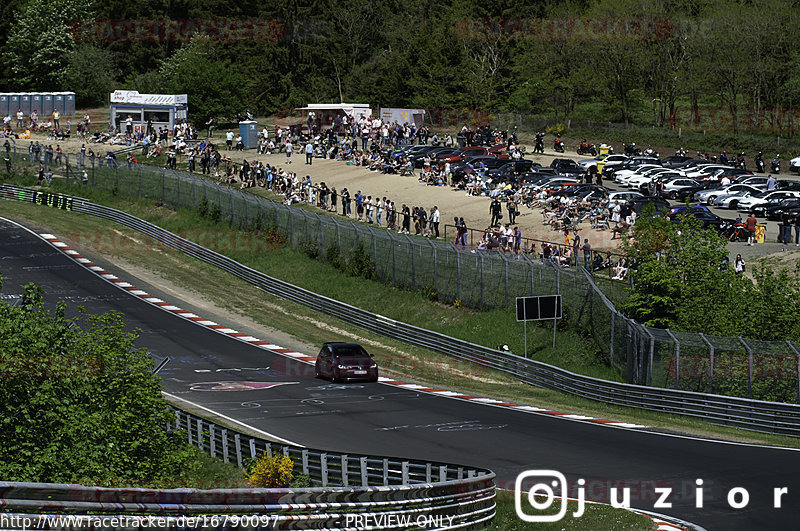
[{"x1": 516, "y1": 295, "x2": 562, "y2": 321}]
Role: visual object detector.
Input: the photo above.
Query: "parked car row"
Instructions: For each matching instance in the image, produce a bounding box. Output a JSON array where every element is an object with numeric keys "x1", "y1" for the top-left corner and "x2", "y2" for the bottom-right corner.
[{"x1": 401, "y1": 144, "x2": 510, "y2": 169}]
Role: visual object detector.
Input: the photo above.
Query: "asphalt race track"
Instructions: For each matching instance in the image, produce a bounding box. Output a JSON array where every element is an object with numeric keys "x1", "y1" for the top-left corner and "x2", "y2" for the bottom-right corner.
[{"x1": 1, "y1": 217, "x2": 799, "y2": 530}]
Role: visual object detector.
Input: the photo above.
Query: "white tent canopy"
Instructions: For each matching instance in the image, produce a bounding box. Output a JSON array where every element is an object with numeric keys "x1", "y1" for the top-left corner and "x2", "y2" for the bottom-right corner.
[{"x1": 295, "y1": 103, "x2": 372, "y2": 119}]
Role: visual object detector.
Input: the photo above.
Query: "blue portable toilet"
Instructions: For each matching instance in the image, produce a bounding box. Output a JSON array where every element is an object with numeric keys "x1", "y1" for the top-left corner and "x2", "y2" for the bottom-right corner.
[
  {"x1": 64, "y1": 93, "x2": 75, "y2": 115},
  {"x1": 0, "y1": 95, "x2": 8, "y2": 119},
  {"x1": 54, "y1": 94, "x2": 64, "y2": 115},
  {"x1": 238, "y1": 120, "x2": 258, "y2": 149},
  {"x1": 42, "y1": 94, "x2": 54, "y2": 116},
  {"x1": 10, "y1": 94, "x2": 20, "y2": 116},
  {"x1": 20, "y1": 94, "x2": 31, "y2": 116},
  {"x1": 31, "y1": 93, "x2": 42, "y2": 116}
]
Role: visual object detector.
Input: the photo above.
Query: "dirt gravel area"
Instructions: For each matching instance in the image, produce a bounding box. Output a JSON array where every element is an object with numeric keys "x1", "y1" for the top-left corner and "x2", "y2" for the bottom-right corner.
[{"x1": 14, "y1": 132, "x2": 622, "y2": 251}]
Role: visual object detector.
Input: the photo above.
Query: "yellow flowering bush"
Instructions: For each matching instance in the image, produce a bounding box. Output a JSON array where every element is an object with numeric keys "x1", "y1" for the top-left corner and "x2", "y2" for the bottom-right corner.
[{"x1": 246, "y1": 453, "x2": 294, "y2": 488}]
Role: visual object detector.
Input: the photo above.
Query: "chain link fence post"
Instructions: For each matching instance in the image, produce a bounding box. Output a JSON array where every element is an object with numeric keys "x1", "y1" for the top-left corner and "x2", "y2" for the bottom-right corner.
[
  {"x1": 288, "y1": 206, "x2": 294, "y2": 246},
  {"x1": 408, "y1": 235, "x2": 416, "y2": 288},
  {"x1": 455, "y1": 245, "x2": 461, "y2": 301},
  {"x1": 479, "y1": 253, "x2": 484, "y2": 308},
  {"x1": 430, "y1": 239, "x2": 437, "y2": 296},
  {"x1": 699, "y1": 333, "x2": 714, "y2": 394},
  {"x1": 502, "y1": 252, "x2": 509, "y2": 308},
  {"x1": 666, "y1": 329, "x2": 680, "y2": 390},
  {"x1": 643, "y1": 327, "x2": 655, "y2": 386},
  {"x1": 391, "y1": 231, "x2": 397, "y2": 285},
  {"x1": 787, "y1": 341, "x2": 800, "y2": 404},
  {"x1": 739, "y1": 337, "x2": 754, "y2": 399}
]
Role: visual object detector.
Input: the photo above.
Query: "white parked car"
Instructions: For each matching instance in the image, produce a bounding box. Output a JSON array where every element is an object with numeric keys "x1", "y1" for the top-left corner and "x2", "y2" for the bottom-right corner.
[
  {"x1": 695, "y1": 183, "x2": 760, "y2": 205},
  {"x1": 681, "y1": 164, "x2": 733, "y2": 180},
  {"x1": 736, "y1": 190, "x2": 800, "y2": 212},
  {"x1": 662, "y1": 178, "x2": 701, "y2": 199},
  {"x1": 789, "y1": 155, "x2": 800, "y2": 174},
  {"x1": 711, "y1": 186, "x2": 764, "y2": 209},
  {"x1": 608, "y1": 191, "x2": 643, "y2": 203},
  {"x1": 613, "y1": 164, "x2": 662, "y2": 184},
  {"x1": 579, "y1": 153, "x2": 628, "y2": 172},
  {"x1": 738, "y1": 176, "x2": 769, "y2": 188},
  {"x1": 625, "y1": 167, "x2": 674, "y2": 188}
]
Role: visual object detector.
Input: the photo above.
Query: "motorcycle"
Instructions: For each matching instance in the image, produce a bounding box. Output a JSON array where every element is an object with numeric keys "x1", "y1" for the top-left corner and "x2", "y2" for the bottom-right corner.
[
  {"x1": 624, "y1": 143, "x2": 641, "y2": 156},
  {"x1": 736, "y1": 153, "x2": 746, "y2": 170},
  {"x1": 553, "y1": 138, "x2": 565, "y2": 153},
  {"x1": 771, "y1": 156, "x2": 781, "y2": 173},
  {"x1": 643, "y1": 147, "x2": 659, "y2": 158},
  {"x1": 721, "y1": 221, "x2": 749, "y2": 242},
  {"x1": 577, "y1": 142, "x2": 597, "y2": 156},
  {"x1": 755, "y1": 152, "x2": 765, "y2": 172}
]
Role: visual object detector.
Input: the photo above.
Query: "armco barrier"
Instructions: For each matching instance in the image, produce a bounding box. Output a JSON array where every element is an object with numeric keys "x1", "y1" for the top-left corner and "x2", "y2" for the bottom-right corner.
[
  {"x1": 0, "y1": 407, "x2": 496, "y2": 530},
  {"x1": 3, "y1": 184, "x2": 800, "y2": 437}
]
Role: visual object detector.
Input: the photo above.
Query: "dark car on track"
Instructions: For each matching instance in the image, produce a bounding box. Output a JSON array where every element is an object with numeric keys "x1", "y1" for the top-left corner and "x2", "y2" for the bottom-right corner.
[{"x1": 315, "y1": 342, "x2": 379, "y2": 382}]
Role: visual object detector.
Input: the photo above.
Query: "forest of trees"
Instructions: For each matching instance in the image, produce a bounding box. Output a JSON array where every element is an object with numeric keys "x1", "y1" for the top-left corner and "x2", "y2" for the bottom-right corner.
[{"x1": 1, "y1": 0, "x2": 800, "y2": 130}]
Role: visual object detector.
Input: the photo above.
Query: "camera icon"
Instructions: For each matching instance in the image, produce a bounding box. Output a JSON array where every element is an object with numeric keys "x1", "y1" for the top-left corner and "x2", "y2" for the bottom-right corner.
[{"x1": 515, "y1": 470, "x2": 568, "y2": 522}]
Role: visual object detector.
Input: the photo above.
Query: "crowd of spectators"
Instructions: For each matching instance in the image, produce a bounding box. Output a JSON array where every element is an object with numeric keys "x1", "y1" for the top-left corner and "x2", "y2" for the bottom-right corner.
[{"x1": 6, "y1": 107, "x2": 634, "y2": 278}]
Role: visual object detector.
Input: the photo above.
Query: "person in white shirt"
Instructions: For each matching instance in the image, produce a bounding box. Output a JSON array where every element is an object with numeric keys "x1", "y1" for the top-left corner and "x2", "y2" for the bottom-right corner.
[
  {"x1": 431, "y1": 206, "x2": 441, "y2": 237},
  {"x1": 365, "y1": 196, "x2": 374, "y2": 223},
  {"x1": 504, "y1": 224, "x2": 514, "y2": 251},
  {"x1": 376, "y1": 198, "x2": 384, "y2": 226}
]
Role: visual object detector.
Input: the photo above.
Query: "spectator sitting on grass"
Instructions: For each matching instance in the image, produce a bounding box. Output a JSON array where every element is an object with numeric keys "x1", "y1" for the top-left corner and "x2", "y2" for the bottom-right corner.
[{"x1": 612, "y1": 258, "x2": 629, "y2": 280}]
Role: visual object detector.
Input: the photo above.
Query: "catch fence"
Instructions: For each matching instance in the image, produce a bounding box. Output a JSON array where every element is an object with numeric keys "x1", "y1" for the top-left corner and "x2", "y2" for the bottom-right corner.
[{"x1": 3, "y1": 140, "x2": 800, "y2": 403}]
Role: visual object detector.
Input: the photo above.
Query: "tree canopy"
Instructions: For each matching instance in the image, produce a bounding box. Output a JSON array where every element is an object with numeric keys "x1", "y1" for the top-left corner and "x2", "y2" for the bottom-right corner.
[
  {"x1": 1, "y1": 0, "x2": 799, "y2": 128},
  {"x1": 0, "y1": 281, "x2": 198, "y2": 486},
  {"x1": 621, "y1": 211, "x2": 800, "y2": 340}
]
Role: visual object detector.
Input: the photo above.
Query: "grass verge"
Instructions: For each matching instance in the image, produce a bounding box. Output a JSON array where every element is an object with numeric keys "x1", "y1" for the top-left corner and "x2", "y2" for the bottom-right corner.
[{"x1": 490, "y1": 490, "x2": 655, "y2": 530}]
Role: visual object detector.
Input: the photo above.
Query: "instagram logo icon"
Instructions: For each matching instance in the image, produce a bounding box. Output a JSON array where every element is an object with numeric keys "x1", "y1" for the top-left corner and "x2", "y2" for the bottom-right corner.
[{"x1": 515, "y1": 470, "x2": 585, "y2": 522}]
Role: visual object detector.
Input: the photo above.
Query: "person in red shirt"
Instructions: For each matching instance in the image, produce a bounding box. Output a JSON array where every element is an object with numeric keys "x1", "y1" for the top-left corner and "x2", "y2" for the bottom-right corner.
[{"x1": 745, "y1": 213, "x2": 757, "y2": 245}]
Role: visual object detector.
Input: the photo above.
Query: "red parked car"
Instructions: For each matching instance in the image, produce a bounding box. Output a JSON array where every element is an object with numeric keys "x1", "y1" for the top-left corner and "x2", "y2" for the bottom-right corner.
[{"x1": 436, "y1": 146, "x2": 489, "y2": 166}]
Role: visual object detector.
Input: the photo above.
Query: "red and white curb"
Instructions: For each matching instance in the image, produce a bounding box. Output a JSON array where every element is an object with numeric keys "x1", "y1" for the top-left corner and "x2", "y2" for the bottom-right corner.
[
  {"x1": 40, "y1": 233, "x2": 648, "y2": 431},
  {"x1": 652, "y1": 520, "x2": 689, "y2": 531}
]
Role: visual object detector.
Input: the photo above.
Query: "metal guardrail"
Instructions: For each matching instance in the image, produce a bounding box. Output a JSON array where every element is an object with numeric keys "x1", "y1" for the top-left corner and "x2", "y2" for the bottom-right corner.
[
  {"x1": 4, "y1": 184, "x2": 800, "y2": 437},
  {"x1": 0, "y1": 407, "x2": 495, "y2": 530}
]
